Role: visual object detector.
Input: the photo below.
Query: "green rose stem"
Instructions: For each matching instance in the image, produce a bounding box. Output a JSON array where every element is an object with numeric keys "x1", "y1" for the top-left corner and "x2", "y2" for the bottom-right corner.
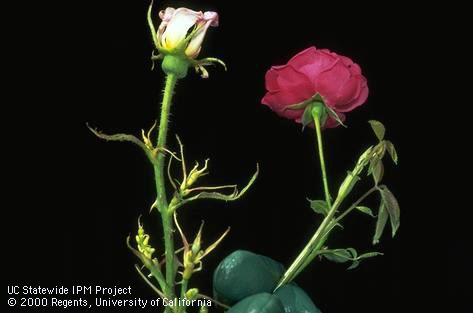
[
  {"x1": 276, "y1": 188, "x2": 346, "y2": 289},
  {"x1": 276, "y1": 106, "x2": 348, "y2": 289},
  {"x1": 155, "y1": 73, "x2": 178, "y2": 308},
  {"x1": 290, "y1": 186, "x2": 378, "y2": 281},
  {"x1": 277, "y1": 137, "x2": 372, "y2": 288},
  {"x1": 312, "y1": 105, "x2": 332, "y2": 208},
  {"x1": 179, "y1": 279, "x2": 189, "y2": 312}
]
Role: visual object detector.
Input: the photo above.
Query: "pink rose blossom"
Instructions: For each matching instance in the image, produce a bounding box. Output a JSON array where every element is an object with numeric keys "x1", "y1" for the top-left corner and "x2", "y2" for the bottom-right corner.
[{"x1": 262, "y1": 46, "x2": 369, "y2": 128}]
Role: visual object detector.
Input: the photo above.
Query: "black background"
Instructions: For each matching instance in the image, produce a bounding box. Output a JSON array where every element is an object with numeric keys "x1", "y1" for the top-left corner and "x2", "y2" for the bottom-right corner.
[{"x1": 6, "y1": 1, "x2": 407, "y2": 312}]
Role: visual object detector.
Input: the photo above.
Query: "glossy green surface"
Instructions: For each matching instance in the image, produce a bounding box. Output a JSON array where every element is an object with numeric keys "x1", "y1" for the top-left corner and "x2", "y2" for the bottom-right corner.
[
  {"x1": 213, "y1": 250, "x2": 285, "y2": 305},
  {"x1": 227, "y1": 293, "x2": 285, "y2": 313},
  {"x1": 274, "y1": 284, "x2": 322, "y2": 313}
]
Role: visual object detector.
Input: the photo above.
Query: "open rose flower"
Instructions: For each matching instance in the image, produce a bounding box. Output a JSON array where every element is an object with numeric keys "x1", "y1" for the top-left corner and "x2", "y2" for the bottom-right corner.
[
  {"x1": 262, "y1": 46, "x2": 369, "y2": 128},
  {"x1": 157, "y1": 7, "x2": 219, "y2": 59}
]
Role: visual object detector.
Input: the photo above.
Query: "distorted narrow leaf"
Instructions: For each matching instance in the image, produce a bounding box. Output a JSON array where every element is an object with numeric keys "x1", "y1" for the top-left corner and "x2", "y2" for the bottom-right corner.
[
  {"x1": 373, "y1": 202, "x2": 388, "y2": 244},
  {"x1": 372, "y1": 160, "x2": 384, "y2": 184},
  {"x1": 358, "y1": 252, "x2": 383, "y2": 259},
  {"x1": 322, "y1": 249, "x2": 352, "y2": 263},
  {"x1": 348, "y1": 252, "x2": 383, "y2": 270},
  {"x1": 346, "y1": 248, "x2": 358, "y2": 258},
  {"x1": 347, "y1": 261, "x2": 360, "y2": 270},
  {"x1": 356, "y1": 206, "x2": 375, "y2": 217},
  {"x1": 385, "y1": 140, "x2": 398, "y2": 164},
  {"x1": 369, "y1": 120, "x2": 385, "y2": 141},
  {"x1": 380, "y1": 186, "x2": 400, "y2": 237}
]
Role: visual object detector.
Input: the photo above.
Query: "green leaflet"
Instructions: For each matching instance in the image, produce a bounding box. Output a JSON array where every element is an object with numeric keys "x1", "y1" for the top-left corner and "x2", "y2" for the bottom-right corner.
[
  {"x1": 308, "y1": 199, "x2": 329, "y2": 216},
  {"x1": 356, "y1": 206, "x2": 375, "y2": 217},
  {"x1": 385, "y1": 140, "x2": 399, "y2": 164},
  {"x1": 373, "y1": 202, "x2": 388, "y2": 244},
  {"x1": 320, "y1": 248, "x2": 382, "y2": 270},
  {"x1": 372, "y1": 160, "x2": 384, "y2": 184},
  {"x1": 321, "y1": 249, "x2": 353, "y2": 263},
  {"x1": 379, "y1": 186, "x2": 400, "y2": 237},
  {"x1": 369, "y1": 120, "x2": 386, "y2": 141}
]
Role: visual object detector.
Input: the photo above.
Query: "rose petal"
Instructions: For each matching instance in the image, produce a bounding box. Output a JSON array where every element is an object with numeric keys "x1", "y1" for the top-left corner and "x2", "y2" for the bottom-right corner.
[
  {"x1": 261, "y1": 66, "x2": 314, "y2": 122},
  {"x1": 261, "y1": 86, "x2": 309, "y2": 108},
  {"x1": 159, "y1": 7, "x2": 175, "y2": 22},
  {"x1": 313, "y1": 60, "x2": 352, "y2": 107},
  {"x1": 331, "y1": 76, "x2": 361, "y2": 112},
  {"x1": 274, "y1": 66, "x2": 315, "y2": 98},
  {"x1": 162, "y1": 8, "x2": 203, "y2": 49},
  {"x1": 338, "y1": 55, "x2": 352, "y2": 66},
  {"x1": 262, "y1": 92, "x2": 305, "y2": 121},
  {"x1": 204, "y1": 11, "x2": 219, "y2": 26},
  {"x1": 338, "y1": 55, "x2": 362, "y2": 75},
  {"x1": 288, "y1": 47, "x2": 339, "y2": 83},
  {"x1": 287, "y1": 46, "x2": 318, "y2": 63},
  {"x1": 339, "y1": 78, "x2": 369, "y2": 112},
  {"x1": 264, "y1": 67, "x2": 282, "y2": 92},
  {"x1": 157, "y1": 8, "x2": 175, "y2": 41},
  {"x1": 185, "y1": 11, "x2": 219, "y2": 58},
  {"x1": 349, "y1": 62, "x2": 362, "y2": 75}
]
